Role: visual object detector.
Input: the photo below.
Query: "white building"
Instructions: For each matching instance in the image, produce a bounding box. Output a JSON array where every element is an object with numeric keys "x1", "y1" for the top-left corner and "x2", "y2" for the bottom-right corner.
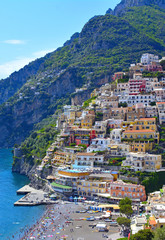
[
  {"x1": 107, "y1": 143, "x2": 131, "y2": 156},
  {"x1": 87, "y1": 138, "x2": 111, "y2": 152},
  {"x1": 156, "y1": 102, "x2": 165, "y2": 124},
  {"x1": 123, "y1": 152, "x2": 162, "y2": 172},
  {"x1": 145, "y1": 105, "x2": 158, "y2": 118},
  {"x1": 131, "y1": 216, "x2": 147, "y2": 235},
  {"x1": 119, "y1": 94, "x2": 155, "y2": 107},
  {"x1": 141, "y1": 53, "x2": 159, "y2": 65},
  {"x1": 72, "y1": 153, "x2": 105, "y2": 169},
  {"x1": 110, "y1": 129, "x2": 123, "y2": 143}
]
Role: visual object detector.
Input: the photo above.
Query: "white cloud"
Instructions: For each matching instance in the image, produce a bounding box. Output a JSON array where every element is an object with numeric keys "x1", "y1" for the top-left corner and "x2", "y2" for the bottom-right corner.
[
  {"x1": 3, "y1": 39, "x2": 26, "y2": 45},
  {"x1": 0, "y1": 48, "x2": 55, "y2": 79},
  {"x1": 0, "y1": 58, "x2": 32, "y2": 79},
  {"x1": 33, "y1": 49, "x2": 55, "y2": 58}
]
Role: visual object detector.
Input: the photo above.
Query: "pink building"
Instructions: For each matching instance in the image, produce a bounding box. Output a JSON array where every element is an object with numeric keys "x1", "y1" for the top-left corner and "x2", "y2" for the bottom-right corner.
[
  {"x1": 147, "y1": 62, "x2": 163, "y2": 72},
  {"x1": 129, "y1": 79, "x2": 146, "y2": 94},
  {"x1": 113, "y1": 72, "x2": 125, "y2": 81}
]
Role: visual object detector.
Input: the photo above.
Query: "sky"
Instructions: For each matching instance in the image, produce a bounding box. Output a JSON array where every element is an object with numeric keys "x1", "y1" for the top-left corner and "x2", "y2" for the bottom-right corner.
[{"x1": 0, "y1": 0, "x2": 120, "y2": 79}]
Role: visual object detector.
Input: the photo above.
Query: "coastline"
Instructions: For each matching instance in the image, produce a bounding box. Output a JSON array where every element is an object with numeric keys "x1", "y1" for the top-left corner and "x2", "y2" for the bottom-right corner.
[
  {"x1": 20, "y1": 201, "x2": 80, "y2": 240},
  {"x1": 20, "y1": 204, "x2": 53, "y2": 240},
  {"x1": 19, "y1": 201, "x2": 121, "y2": 240}
]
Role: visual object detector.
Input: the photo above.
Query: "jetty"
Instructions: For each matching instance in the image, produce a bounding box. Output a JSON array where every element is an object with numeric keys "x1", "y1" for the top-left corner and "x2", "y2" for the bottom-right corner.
[
  {"x1": 16, "y1": 185, "x2": 36, "y2": 195},
  {"x1": 14, "y1": 185, "x2": 56, "y2": 206}
]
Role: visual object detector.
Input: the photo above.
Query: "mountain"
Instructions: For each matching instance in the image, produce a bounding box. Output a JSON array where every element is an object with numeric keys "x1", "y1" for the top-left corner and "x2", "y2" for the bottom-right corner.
[
  {"x1": 0, "y1": 58, "x2": 49, "y2": 105},
  {"x1": 0, "y1": 3, "x2": 165, "y2": 147},
  {"x1": 106, "y1": 0, "x2": 165, "y2": 15}
]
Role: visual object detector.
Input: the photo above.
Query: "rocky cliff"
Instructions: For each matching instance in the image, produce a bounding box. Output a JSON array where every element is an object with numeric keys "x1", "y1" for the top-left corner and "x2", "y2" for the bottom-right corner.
[{"x1": 106, "y1": 0, "x2": 165, "y2": 15}]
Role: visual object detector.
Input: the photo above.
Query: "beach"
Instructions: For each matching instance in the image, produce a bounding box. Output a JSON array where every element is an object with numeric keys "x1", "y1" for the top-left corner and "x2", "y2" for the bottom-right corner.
[{"x1": 21, "y1": 201, "x2": 121, "y2": 240}]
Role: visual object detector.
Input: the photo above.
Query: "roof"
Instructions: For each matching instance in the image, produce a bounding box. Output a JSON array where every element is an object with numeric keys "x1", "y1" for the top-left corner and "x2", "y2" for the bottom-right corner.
[
  {"x1": 124, "y1": 130, "x2": 155, "y2": 133},
  {"x1": 54, "y1": 151, "x2": 68, "y2": 155},
  {"x1": 136, "y1": 217, "x2": 146, "y2": 225},
  {"x1": 89, "y1": 173, "x2": 113, "y2": 179},
  {"x1": 157, "y1": 218, "x2": 165, "y2": 223},
  {"x1": 96, "y1": 223, "x2": 107, "y2": 228},
  {"x1": 140, "y1": 118, "x2": 156, "y2": 121},
  {"x1": 77, "y1": 152, "x2": 96, "y2": 156},
  {"x1": 110, "y1": 146, "x2": 118, "y2": 149},
  {"x1": 157, "y1": 102, "x2": 165, "y2": 104},
  {"x1": 51, "y1": 182, "x2": 72, "y2": 189},
  {"x1": 98, "y1": 204, "x2": 120, "y2": 210},
  {"x1": 47, "y1": 175, "x2": 56, "y2": 180},
  {"x1": 149, "y1": 220, "x2": 157, "y2": 225}
]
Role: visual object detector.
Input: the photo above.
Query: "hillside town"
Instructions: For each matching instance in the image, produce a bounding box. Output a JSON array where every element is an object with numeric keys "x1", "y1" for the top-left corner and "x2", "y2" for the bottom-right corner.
[{"x1": 18, "y1": 53, "x2": 165, "y2": 239}]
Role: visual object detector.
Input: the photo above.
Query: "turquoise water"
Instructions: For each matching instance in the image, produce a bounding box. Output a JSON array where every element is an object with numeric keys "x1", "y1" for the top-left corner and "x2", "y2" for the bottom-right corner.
[{"x1": 0, "y1": 149, "x2": 46, "y2": 240}]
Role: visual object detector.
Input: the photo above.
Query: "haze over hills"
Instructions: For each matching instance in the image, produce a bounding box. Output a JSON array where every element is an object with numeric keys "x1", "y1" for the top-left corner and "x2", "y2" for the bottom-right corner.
[{"x1": 0, "y1": 0, "x2": 165, "y2": 147}]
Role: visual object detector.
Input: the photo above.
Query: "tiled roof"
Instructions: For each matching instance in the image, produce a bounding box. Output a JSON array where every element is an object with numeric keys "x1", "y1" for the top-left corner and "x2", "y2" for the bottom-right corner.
[
  {"x1": 77, "y1": 152, "x2": 96, "y2": 156},
  {"x1": 124, "y1": 130, "x2": 155, "y2": 133},
  {"x1": 139, "y1": 118, "x2": 156, "y2": 121}
]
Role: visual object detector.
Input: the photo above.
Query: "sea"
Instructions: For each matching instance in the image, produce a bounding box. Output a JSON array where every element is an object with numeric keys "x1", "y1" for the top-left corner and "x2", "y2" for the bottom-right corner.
[{"x1": 0, "y1": 149, "x2": 46, "y2": 240}]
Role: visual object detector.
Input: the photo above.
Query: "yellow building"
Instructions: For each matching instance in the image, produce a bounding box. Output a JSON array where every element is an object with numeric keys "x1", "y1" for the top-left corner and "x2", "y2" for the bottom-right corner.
[
  {"x1": 121, "y1": 118, "x2": 157, "y2": 131},
  {"x1": 122, "y1": 129, "x2": 159, "y2": 143},
  {"x1": 131, "y1": 141, "x2": 153, "y2": 152},
  {"x1": 68, "y1": 110, "x2": 76, "y2": 125},
  {"x1": 132, "y1": 118, "x2": 157, "y2": 131},
  {"x1": 77, "y1": 179, "x2": 109, "y2": 197},
  {"x1": 81, "y1": 114, "x2": 95, "y2": 129},
  {"x1": 77, "y1": 173, "x2": 114, "y2": 197},
  {"x1": 52, "y1": 151, "x2": 75, "y2": 166},
  {"x1": 58, "y1": 169, "x2": 90, "y2": 178},
  {"x1": 68, "y1": 110, "x2": 82, "y2": 125},
  {"x1": 121, "y1": 121, "x2": 134, "y2": 130}
]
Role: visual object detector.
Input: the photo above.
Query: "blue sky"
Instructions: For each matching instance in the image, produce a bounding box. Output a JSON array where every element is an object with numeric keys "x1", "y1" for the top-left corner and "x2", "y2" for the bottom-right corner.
[{"x1": 0, "y1": 0, "x2": 120, "y2": 79}]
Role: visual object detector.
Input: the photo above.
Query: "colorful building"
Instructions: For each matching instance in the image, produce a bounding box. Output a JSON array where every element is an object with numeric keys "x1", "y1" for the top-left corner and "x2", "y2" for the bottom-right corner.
[
  {"x1": 110, "y1": 181, "x2": 146, "y2": 201},
  {"x1": 122, "y1": 129, "x2": 159, "y2": 143},
  {"x1": 52, "y1": 151, "x2": 76, "y2": 167}
]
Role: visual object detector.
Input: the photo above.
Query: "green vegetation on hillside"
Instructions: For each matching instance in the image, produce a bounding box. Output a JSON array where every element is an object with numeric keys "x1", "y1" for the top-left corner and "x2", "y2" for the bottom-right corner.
[
  {"x1": 120, "y1": 169, "x2": 165, "y2": 194},
  {"x1": 21, "y1": 124, "x2": 59, "y2": 165}
]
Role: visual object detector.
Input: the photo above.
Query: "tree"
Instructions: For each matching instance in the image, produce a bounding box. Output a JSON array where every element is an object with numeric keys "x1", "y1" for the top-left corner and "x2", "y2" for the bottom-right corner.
[
  {"x1": 160, "y1": 60, "x2": 165, "y2": 70},
  {"x1": 153, "y1": 226, "x2": 165, "y2": 240},
  {"x1": 119, "y1": 197, "x2": 133, "y2": 217},
  {"x1": 120, "y1": 204, "x2": 133, "y2": 216},
  {"x1": 119, "y1": 197, "x2": 132, "y2": 207},
  {"x1": 117, "y1": 217, "x2": 131, "y2": 228},
  {"x1": 130, "y1": 229, "x2": 153, "y2": 240}
]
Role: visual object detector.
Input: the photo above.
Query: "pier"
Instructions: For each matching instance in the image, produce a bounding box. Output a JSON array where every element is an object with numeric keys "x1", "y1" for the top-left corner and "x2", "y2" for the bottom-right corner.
[{"x1": 15, "y1": 185, "x2": 56, "y2": 206}]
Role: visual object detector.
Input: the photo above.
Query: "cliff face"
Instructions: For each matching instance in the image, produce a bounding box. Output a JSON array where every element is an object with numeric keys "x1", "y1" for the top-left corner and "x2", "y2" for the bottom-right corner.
[{"x1": 0, "y1": 67, "x2": 86, "y2": 147}]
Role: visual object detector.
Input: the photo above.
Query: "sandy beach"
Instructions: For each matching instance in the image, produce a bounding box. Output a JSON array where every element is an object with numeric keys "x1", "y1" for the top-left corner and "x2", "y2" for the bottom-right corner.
[{"x1": 19, "y1": 201, "x2": 121, "y2": 240}]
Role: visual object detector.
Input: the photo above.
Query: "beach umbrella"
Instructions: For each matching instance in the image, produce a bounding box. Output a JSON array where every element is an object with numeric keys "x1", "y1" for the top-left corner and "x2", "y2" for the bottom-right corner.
[{"x1": 61, "y1": 235, "x2": 68, "y2": 238}]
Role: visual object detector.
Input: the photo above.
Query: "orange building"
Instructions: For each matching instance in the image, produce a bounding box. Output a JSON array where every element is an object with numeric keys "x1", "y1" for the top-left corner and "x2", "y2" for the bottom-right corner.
[{"x1": 110, "y1": 181, "x2": 146, "y2": 201}]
